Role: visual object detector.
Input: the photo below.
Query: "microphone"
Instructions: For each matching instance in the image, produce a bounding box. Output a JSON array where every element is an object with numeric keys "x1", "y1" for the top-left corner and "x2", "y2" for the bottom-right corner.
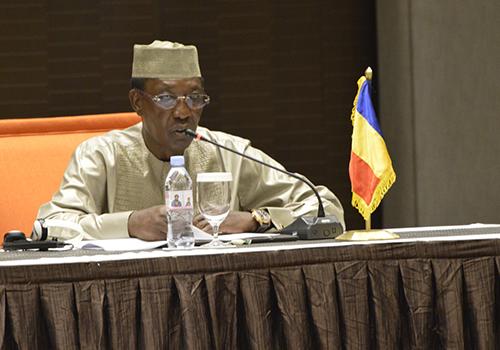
[{"x1": 183, "y1": 128, "x2": 343, "y2": 240}]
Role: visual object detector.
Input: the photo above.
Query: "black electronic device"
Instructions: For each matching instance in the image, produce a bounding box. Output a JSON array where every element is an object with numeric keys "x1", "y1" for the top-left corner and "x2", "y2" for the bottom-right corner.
[
  {"x1": 3, "y1": 230, "x2": 69, "y2": 251},
  {"x1": 3, "y1": 230, "x2": 26, "y2": 243},
  {"x1": 182, "y1": 129, "x2": 344, "y2": 240}
]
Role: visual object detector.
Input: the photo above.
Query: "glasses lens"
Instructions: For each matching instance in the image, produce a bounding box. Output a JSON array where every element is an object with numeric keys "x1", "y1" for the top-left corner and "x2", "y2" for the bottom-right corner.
[
  {"x1": 187, "y1": 94, "x2": 210, "y2": 109},
  {"x1": 154, "y1": 94, "x2": 177, "y2": 109},
  {"x1": 152, "y1": 93, "x2": 210, "y2": 110}
]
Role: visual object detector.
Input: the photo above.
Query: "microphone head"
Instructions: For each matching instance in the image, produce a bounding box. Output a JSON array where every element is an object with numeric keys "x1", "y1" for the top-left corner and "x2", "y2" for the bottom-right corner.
[{"x1": 183, "y1": 128, "x2": 197, "y2": 138}]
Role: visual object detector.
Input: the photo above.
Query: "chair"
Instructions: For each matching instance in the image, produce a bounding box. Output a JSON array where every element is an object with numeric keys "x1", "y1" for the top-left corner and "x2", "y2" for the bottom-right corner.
[{"x1": 0, "y1": 112, "x2": 141, "y2": 240}]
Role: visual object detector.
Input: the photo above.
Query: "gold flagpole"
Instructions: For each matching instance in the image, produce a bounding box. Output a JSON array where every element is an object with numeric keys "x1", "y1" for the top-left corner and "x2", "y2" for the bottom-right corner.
[{"x1": 365, "y1": 67, "x2": 373, "y2": 81}]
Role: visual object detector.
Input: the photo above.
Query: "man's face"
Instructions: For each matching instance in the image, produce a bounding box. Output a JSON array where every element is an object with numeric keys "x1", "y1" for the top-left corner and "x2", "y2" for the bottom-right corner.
[{"x1": 135, "y1": 77, "x2": 205, "y2": 160}]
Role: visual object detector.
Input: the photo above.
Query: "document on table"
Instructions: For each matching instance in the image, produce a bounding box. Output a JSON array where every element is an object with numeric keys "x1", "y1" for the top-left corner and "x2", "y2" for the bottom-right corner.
[
  {"x1": 73, "y1": 238, "x2": 168, "y2": 251},
  {"x1": 72, "y1": 225, "x2": 281, "y2": 251}
]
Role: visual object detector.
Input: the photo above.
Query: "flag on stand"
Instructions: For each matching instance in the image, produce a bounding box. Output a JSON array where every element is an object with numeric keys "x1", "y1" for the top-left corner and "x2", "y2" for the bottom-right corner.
[{"x1": 349, "y1": 70, "x2": 396, "y2": 221}]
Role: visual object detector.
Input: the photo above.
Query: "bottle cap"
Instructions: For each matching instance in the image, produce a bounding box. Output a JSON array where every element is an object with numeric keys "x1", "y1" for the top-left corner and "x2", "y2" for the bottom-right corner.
[{"x1": 170, "y1": 155, "x2": 185, "y2": 167}]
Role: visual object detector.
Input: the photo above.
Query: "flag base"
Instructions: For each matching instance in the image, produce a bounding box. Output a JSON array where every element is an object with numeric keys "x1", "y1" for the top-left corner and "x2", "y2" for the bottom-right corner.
[{"x1": 335, "y1": 229, "x2": 399, "y2": 241}]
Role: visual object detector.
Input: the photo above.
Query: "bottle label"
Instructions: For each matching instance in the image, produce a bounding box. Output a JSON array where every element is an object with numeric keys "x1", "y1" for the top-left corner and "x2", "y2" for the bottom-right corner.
[{"x1": 166, "y1": 190, "x2": 193, "y2": 210}]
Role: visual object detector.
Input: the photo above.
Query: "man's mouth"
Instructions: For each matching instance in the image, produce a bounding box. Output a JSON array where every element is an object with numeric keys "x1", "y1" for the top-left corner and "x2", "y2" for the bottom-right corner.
[{"x1": 171, "y1": 128, "x2": 193, "y2": 141}]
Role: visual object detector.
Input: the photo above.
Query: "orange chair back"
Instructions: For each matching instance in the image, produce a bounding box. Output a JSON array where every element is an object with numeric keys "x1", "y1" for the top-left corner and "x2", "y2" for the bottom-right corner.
[{"x1": 0, "y1": 112, "x2": 141, "y2": 240}]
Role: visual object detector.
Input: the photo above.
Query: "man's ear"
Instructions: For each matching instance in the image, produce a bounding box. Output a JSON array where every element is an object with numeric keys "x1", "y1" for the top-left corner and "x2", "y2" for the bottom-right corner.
[{"x1": 129, "y1": 89, "x2": 143, "y2": 115}]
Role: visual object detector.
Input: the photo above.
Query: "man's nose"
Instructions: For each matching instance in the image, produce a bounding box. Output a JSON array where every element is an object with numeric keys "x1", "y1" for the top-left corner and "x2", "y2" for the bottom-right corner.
[{"x1": 173, "y1": 98, "x2": 191, "y2": 119}]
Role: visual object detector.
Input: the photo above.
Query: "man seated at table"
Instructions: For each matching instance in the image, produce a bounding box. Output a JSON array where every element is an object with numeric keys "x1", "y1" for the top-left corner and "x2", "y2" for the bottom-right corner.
[{"x1": 37, "y1": 40, "x2": 344, "y2": 241}]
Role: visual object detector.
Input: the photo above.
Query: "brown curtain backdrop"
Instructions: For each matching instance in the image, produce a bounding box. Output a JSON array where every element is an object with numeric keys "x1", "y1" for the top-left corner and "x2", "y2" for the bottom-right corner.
[
  {"x1": 0, "y1": 240, "x2": 499, "y2": 349},
  {"x1": 0, "y1": 1, "x2": 377, "y2": 230}
]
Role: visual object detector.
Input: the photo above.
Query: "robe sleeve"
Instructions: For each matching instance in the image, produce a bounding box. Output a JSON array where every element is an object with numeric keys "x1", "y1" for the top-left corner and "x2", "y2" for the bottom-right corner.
[
  {"x1": 234, "y1": 143, "x2": 345, "y2": 231},
  {"x1": 37, "y1": 140, "x2": 133, "y2": 240}
]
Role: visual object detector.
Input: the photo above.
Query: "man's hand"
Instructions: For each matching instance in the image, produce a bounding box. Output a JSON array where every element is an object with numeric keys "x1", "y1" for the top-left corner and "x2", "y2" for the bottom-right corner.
[
  {"x1": 193, "y1": 211, "x2": 258, "y2": 234},
  {"x1": 128, "y1": 205, "x2": 167, "y2": 241}
]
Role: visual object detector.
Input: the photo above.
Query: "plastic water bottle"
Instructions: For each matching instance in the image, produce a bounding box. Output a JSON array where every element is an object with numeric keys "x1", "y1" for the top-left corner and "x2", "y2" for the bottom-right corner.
[{"x1": 165, "y1": 155, "x2": 195, "y2": 248}]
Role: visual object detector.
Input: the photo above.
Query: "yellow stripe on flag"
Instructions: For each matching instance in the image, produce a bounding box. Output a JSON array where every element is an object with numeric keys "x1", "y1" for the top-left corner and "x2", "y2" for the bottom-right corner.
[{"x1": 351, "y1": 111, "x2": 393, "y2": 179}]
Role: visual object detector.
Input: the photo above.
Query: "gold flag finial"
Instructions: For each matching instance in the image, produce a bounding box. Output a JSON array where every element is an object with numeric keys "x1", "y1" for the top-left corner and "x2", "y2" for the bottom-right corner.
[{"x1": 364, "y1": 67, "x2": 373, "y2": 80}]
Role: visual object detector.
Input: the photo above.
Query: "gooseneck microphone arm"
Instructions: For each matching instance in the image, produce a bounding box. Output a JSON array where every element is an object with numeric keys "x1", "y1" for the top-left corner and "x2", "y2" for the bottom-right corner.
[{"x1": 183, "y1": 128, "x2": 326, "y2": 217}]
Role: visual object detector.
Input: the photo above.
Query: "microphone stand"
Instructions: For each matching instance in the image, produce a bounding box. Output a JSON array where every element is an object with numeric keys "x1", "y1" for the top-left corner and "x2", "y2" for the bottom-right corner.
[{"x1": 183, "y1": 129, "x2": 344, "y2": 240}]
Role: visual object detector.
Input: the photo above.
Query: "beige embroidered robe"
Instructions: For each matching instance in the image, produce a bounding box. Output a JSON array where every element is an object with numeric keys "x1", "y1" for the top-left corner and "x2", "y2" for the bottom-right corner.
[{"x1": 38, "y1": 123, "x2": 344, "y2": 240}]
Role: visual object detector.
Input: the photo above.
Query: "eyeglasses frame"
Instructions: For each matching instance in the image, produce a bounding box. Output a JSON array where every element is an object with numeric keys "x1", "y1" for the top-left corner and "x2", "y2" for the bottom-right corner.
[{"x1": 137, "y1": 89, "x2": 210, "y2": 110}]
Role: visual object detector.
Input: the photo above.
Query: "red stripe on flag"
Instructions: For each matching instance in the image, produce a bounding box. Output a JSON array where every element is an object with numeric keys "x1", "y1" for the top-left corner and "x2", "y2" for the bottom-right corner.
[{"x1": 349, "y1": 151, "x2": 381, "y2": 205}]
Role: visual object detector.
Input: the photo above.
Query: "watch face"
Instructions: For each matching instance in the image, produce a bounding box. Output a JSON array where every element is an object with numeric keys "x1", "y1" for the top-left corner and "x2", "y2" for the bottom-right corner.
[
  {"x1": 252, "y1": 209, "x2": 272, "y2": 232},
  {"x1": 260, "y1": 210, "x2": 271, "y2": 224},
  {"x1": 254, "y1": 209, "x2": 271, "y2": 225}
]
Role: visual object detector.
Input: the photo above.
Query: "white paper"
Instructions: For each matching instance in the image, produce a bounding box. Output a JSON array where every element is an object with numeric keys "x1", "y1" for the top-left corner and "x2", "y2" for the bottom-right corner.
[
  {"x1": 72, "y1": 226, "x2": 276, "y2": 251},
  {"x1": 74, "y1": 238, "x2": 168, "y2": 251},
  {"x1": 218, "y1": 232, "x2": 281, "y2": 240},
  {"x1": 192, "y1": 225, "x2": 279, "y2": 242},
  {"x1": 192, "y1": 225, "x2": 213, "y2": 240}
]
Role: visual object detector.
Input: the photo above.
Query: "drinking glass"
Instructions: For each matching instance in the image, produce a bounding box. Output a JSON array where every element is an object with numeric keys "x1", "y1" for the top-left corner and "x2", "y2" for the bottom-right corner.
[{"x1": 196, "y1": 172, "x2": 233, "y2": 247}]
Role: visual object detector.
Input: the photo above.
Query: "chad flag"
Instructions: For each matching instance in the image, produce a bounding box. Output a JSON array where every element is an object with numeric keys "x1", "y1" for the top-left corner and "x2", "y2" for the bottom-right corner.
[{"x1": 349, "y1": 73, "x2": 396, "y2": 221}]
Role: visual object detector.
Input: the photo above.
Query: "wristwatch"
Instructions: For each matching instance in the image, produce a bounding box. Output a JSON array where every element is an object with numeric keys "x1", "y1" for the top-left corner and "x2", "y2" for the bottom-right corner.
[{"x1": 251, "y1": 209, "x2": 272, "y2": 233}]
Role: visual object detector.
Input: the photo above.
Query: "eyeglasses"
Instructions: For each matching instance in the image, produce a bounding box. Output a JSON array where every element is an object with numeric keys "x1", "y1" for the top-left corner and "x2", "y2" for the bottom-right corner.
[{"x1": 140, "y1": 90, "x2": 210, "y2": 110}]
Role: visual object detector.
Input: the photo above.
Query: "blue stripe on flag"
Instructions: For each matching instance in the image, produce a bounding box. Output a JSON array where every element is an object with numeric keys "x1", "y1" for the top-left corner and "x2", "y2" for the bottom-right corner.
[{"x1": 356, "y1": 80, "x2": 383, "y2": 136}]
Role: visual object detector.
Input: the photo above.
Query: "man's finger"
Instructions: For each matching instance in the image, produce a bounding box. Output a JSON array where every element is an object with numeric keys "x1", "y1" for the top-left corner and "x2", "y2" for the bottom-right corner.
[
  {"x1": 201, "y1": 222, "x2": 213, "y2": 233},
  {"x1": 193, "y1": 218, "x2": 206, "y2": 228},
  {"x1": 193, "y1": 214, "x2": 205, "y2": 225}
]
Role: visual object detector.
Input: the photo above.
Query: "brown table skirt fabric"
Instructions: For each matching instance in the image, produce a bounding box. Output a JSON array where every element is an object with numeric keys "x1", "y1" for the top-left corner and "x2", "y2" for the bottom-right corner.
[{"x1": 0, "y1": 240, "x2": 499, "y2": 349}]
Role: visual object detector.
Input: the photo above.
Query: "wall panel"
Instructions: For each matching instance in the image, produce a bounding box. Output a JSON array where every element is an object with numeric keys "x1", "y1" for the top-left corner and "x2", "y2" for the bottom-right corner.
[{"x1": 377, "y1": 0, "x2": 500, "y2": 227}]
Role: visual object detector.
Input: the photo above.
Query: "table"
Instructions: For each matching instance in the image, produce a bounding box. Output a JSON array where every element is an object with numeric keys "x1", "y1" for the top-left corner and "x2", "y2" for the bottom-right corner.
[{"x1": 0, "y1": 232, "x2": 499, "y2": 349}]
